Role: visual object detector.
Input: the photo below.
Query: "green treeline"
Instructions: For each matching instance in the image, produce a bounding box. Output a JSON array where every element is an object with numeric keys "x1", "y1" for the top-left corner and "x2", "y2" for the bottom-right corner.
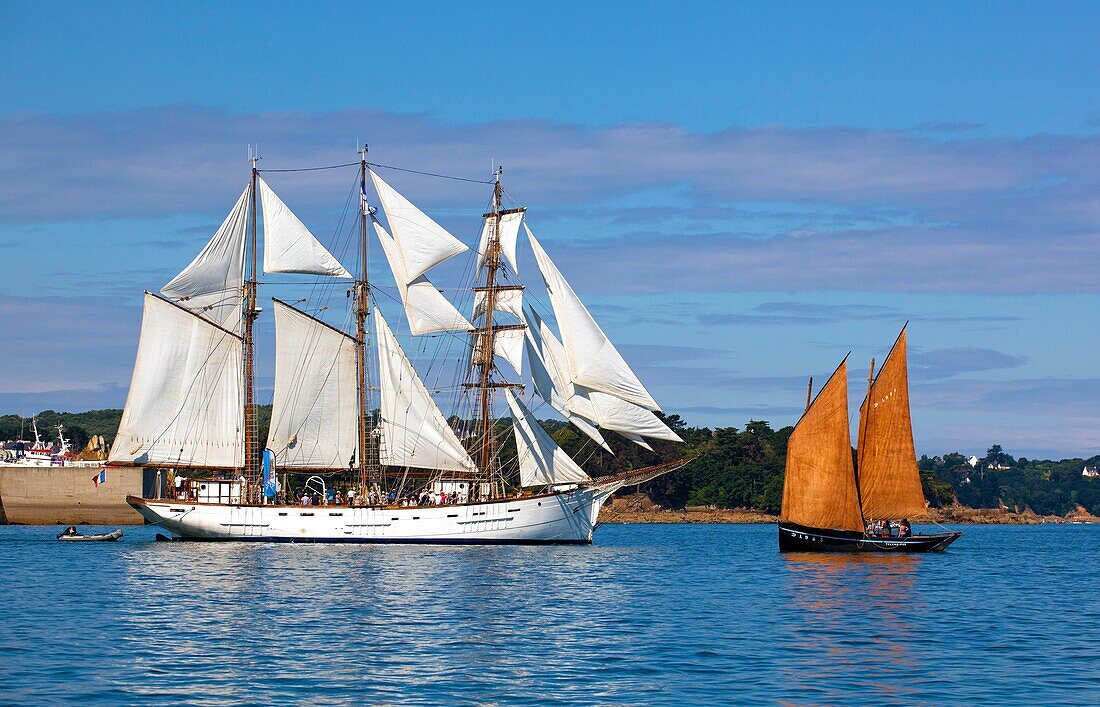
[{"x1": 3, "y1": 408, "x2": 1097, "y2": 516}]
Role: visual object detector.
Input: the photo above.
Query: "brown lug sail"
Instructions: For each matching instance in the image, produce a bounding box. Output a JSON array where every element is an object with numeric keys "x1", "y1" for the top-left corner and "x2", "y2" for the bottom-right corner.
[
  {"x1": 781, "y1": 358, "x2": 864, "y2": 533},
  {"x1": 856, "y1": 327, "x2": 927, "y2": 520}
]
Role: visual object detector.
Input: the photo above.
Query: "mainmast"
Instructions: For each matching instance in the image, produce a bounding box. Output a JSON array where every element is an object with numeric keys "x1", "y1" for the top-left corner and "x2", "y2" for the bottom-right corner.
[
  {"x1": 356, "y1": 146, "x2": 373, "y2": 498},
  {"x1": 475, "y1": 168, "x2": 504, "y2": 496},
  {"x1": 243, "y1": 149, "x2": 260, "y2": 503},
  {"x1": 854, "y1": 356, "x2": 875, "y2": 524}
]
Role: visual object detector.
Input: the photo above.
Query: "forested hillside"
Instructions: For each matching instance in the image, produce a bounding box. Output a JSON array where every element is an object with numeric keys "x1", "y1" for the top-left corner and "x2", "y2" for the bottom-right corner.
[{"x1": 2, "y1": 408, "x2": 1096, "y2": 516}]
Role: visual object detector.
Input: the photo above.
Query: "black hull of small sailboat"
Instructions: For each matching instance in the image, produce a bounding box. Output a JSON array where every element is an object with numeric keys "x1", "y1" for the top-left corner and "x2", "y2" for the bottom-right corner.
[{"x1": 778, "y1": 521, "x2": 961, "y2": 553}]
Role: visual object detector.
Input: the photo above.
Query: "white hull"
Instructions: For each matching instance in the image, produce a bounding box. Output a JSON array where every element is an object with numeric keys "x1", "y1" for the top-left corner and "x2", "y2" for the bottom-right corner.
[{"x1": 127, "y1": 485, "x2": 620, "y2": 544}]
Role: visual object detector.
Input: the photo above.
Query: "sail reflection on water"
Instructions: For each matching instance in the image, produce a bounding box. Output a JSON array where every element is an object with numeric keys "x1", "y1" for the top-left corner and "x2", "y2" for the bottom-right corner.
[{"x1": 780, "y1": 552, "x2": 921, "y2": 698}]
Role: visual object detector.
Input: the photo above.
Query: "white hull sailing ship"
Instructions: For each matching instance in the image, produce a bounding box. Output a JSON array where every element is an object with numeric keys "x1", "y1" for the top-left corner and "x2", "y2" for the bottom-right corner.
[
  {"x1": 778, "y1": 327, "x2": 961, "y2": 552},
  {"x1": 118, "y1": 149, "x2": 686, "y2": 543}
]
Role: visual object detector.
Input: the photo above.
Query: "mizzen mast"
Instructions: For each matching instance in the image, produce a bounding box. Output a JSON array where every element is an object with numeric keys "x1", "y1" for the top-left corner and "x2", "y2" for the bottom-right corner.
[{"x1": 243, "y1": 148, "x2": 261, "y2": 503}]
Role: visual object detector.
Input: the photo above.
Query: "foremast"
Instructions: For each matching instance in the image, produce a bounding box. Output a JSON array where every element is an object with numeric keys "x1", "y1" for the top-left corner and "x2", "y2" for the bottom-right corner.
[{"x1": 472, "y1": 168, "x2": 526, "y2": 499}]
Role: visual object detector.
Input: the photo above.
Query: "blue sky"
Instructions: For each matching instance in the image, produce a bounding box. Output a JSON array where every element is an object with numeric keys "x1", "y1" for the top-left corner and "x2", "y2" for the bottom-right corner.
[{"x1": 1, "y1": 1, "x2": 1098, "y2": 458}]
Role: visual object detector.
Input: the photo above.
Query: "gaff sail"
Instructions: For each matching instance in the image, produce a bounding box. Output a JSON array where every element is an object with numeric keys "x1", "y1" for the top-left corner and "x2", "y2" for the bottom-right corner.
[
  {"x1": 780, "y1": 358, "x2": 864, "y2": 533},
  {"x1": 857, "y1": 327, "x2": 927, "y2": 520},
  {"x1": 266, "y1": 300, "x2": 358, "y2": 468},
  {"x1": 109, "y1": 293, "x2": 244, "y2": 468}
]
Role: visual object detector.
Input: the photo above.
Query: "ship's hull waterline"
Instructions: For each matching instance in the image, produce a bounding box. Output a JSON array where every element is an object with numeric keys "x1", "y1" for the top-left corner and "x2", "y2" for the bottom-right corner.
[
  {"x1": 128, "y1": 485, "x2": 619, "y2": 544},
  {"x1": 778, "y1": 521, "x2": 962, "y2": 553}
]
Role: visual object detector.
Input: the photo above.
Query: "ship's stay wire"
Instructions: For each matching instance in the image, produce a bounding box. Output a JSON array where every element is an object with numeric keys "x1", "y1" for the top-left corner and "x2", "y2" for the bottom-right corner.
[{"x1": 258, "y1": 160, "x2": 494, "y2": 184}]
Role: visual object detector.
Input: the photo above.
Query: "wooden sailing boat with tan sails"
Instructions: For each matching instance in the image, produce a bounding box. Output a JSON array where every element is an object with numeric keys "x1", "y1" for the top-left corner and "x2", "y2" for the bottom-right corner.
[{"x1": 778, "y1": 327, "x2": 961, "y2": 552}]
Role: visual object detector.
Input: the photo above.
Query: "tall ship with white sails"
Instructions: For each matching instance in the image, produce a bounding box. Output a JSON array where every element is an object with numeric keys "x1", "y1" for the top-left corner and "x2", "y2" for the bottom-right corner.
[{"x1": 118, "y1": 149, "x2": 687, "y2": 543}]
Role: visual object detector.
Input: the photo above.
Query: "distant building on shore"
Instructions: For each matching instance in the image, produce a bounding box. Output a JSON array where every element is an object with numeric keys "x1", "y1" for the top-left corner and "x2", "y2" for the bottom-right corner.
[{"x1": 1083, "y1": 466, "x2": 1099, "y2": 479}]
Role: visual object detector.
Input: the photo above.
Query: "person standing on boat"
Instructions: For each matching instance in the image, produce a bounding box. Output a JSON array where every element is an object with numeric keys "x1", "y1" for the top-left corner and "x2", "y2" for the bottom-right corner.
[{"x1": 899, "y1": 519, "x2": 912, "y2": 539}]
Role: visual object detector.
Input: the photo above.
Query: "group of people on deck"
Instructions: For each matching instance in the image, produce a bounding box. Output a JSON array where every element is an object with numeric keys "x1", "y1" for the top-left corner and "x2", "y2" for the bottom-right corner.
[{"x1": 865, "y1": 518, "x2": 912, "y2": 539}]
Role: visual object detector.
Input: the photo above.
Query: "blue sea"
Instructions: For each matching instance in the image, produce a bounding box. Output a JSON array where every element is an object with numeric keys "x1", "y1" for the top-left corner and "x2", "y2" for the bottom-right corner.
[{"x1": 1, "y1": 523, "x2": 1096, "y2": 705}]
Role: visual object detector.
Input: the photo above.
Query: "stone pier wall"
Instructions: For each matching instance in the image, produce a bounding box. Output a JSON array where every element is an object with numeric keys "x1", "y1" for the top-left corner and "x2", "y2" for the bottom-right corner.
[{"x1": 0, "y1": 466, "x2": 146, "y2": 525}]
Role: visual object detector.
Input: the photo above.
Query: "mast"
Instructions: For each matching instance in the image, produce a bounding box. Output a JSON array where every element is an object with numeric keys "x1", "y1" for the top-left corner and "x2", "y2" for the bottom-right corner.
[
  {"x1": 356, "y1": 146, "x2": 372, "y2": 498},
  {"x1": 243, "y1": 149, "x2": 260, "y2": 503},
  {"x1": 476, "y1": 167, "x2": 505, "y2": 496},
  {"x1": 854, "y1": 356, "x2": 875, "y2": 525}
]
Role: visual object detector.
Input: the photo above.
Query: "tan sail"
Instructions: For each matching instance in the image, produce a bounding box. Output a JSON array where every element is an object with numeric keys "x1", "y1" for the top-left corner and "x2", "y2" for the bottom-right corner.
[
  {"x1": 781, "y1": 359, "x2": 864, "y2": 532},
  {"x1": 857, "y1": 327, "x2": 927, "y2": 520}
]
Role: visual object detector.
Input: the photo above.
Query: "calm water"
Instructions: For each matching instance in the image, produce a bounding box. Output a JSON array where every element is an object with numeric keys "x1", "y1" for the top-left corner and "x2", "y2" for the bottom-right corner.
[{"x1": 0, "y1": 523, "x2": 1097, "y2": 705}]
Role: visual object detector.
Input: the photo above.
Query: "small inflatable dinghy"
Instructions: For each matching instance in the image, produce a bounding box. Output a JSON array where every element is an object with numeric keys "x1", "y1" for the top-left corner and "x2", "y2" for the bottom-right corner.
[{"x1": 56, "y1": 528, "x2": 123, "y2": 542}]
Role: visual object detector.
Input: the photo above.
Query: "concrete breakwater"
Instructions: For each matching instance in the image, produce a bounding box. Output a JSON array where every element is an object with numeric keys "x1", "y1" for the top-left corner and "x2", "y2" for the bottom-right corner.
[{"x1": 0, "y1": 466, "x2": 149, "y2": 525}]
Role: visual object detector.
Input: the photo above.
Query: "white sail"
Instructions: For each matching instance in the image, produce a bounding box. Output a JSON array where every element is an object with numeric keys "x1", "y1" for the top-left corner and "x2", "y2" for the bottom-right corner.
[
  {"x1": 266, "y1": 301, "x2": 358, "y2": 468},
  {"x1": 523, "y1": 308, "x2": 612, "y2": 452},
  {"x1": 472, "y1": 287, "x2": 524, "y2": 320},
  {"x1": 506, "y1": 390, "x2": 591, "y2": 488},
  {"x1": 374, "y1": 221, "x2": 472, "y2": 335},
  {"x1": 527, "y1": 226, "x2": 661, "y2": 411},
  {"x1": 493, "y1": 327, "x2": 525, "y2": 375},
  {"x1": 258, "y1": 177, "x2": 352, "y2": 278},
  {"x1": 586, "y1": 389, "x2": 684, "y2": 444},
  {"x1": 369, "y1": 168, "x2": 467, "y2": 282},
  {"x1": 161, "y1": 182, "x2": 250, "y2": 333},
  {"x1": 375, "y1": 309, "x2": 478, "y2": 473},
  {"x1": 476, "y1": 210, "x2": 524, "y2": 274},
  {"x1": 109, "y1": 293, "x2": 243, "y2": 468}
]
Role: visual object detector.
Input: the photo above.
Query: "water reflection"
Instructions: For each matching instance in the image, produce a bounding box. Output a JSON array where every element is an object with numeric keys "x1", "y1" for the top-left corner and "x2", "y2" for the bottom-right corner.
[
  {"x1": 779, "y1": 552, "x2": 922, "y2": 701},
  {"x1": 115, "y1": 538, "x2": 642, "y2": 704},
  {"x1": 5, "y1": 524, "x2": 1097, "y2": 704}
]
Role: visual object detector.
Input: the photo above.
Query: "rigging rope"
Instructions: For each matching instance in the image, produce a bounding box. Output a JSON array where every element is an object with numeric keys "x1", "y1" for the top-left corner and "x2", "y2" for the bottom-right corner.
[
  {"x1": 259, "y1": 162, "x2": 360, "y2": 173},
  {"x1": 366, "y1": 161, "x2": 495, "y2": 184},
  {"x1": 258, "y1": 160, "x2": 493, "y2": 184}
]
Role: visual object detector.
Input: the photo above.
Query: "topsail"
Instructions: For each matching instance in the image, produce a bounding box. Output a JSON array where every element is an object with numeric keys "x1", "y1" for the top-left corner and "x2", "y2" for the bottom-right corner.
[
  {"x1": 258, "y1": 177, "x2": 352, "y2": 278},
  {"x1": 369, "y1": 168, "x2": 468, "y2": 282},
  {"x1": 161, "y1": 183, "x2": 250, "y2": 333}
]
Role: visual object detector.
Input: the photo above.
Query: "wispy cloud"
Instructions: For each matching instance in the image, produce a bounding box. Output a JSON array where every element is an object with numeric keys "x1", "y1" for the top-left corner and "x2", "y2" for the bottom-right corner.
[
  {"x1": 697, "y1": 301, "x2": 1023, "y2": 327},
  {"x1": 3, "y1": 106, "x2": 1100, "y2": 296},
  {"x1": 909, "y1": 347, "x2": 1027, "y2": 380}
]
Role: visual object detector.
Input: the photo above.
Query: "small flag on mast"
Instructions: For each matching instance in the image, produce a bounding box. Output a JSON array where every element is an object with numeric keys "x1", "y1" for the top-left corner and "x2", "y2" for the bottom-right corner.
[
  {"x1": 92, "y1": 469, "x2": 106, "y2": 488},
  {"x1": 360, "y1": 173, "x2": 368, "y2": 215}
]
